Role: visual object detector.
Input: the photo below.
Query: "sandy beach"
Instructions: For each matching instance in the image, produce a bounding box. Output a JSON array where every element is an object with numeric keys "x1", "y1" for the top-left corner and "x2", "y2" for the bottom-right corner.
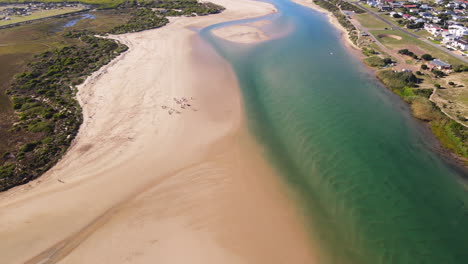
[
  {"x1": 0, "y1": 0, "x2": 317, "y2": 263},
  {"x1": 292, "y1": 0, "x2": 360, "y2": 50}
]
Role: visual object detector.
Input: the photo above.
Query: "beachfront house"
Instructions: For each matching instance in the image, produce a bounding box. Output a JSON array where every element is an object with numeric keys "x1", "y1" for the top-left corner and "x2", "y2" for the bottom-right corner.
[
  {"x1": 391, "y1": 2, "x2": 404, "y2": 8},
  {"x1": 367, "y1": 0, "x2": 378, "y2": 7},
  {"x1": 448, "y1": 25, "x2": 468, "y2": 37},
  {"x1": 442, "y1": 33, "x2": 457, "y2": 43},
  {"x1": 414, "y1": 18, "x2": 426, "y2": 23},
  {"x1": 424, "y1": 23, "x2": 443, "y2": 36},
  {"x1": 430, "y1": 17, "x2": 441, "y2": 23},
  {"x1": 403, "y1": 14, "x2": 412, "y2": 19},
  {"x1": 419, "y1": 4, "x2": 432, "y2": 10},
  {"x1": 429, "y1": 59, "x2": 452, "y2": 70},
  {"x1": 419, "y1": 12, "x2": 433, "y2": 18},
  {"x1": 379, "y1": 5, "x2": 392, "y2": 11},
  {"x1": 452, "y1": 38, "x2": 468, "y2": 50}
]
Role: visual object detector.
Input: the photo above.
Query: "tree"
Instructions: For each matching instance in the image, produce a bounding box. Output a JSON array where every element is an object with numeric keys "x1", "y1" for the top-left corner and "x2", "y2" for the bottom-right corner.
[
  {"x1": 421, "y1": 54, "x2": 433, "y2": 61},
  {"x1": 421, "y1": 64, "x2": 428, "y2": 70},
  {"x1": 433, "y1": 70, "x2": 445, "y2": 77},
  {"x1": 448, "y1": 81, "x2": 455, "y2": 86},
  {"x1": 383, "y1": 57, "x2": 392, "y2": 65}
]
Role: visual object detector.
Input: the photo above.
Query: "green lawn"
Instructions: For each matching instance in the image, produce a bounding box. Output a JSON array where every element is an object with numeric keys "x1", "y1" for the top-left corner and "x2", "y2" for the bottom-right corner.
[
  {"x1": 370, "y1": 29, "x2": 466, "y2": 65},
  {"x1": 354, "y1": 13, "x2": 388, "y2": 29},
  {"x1": 414, "y1": 29, "x2": 431, "y2": 38},
  {"x1": 0, "y1": 7, "x2": 82, "y2": 26}
]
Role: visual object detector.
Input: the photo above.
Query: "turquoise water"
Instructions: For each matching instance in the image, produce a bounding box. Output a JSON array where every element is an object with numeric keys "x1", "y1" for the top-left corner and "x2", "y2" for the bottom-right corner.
[{"x1": 201, "y1": 1, "x2": 468, "y2": 263}]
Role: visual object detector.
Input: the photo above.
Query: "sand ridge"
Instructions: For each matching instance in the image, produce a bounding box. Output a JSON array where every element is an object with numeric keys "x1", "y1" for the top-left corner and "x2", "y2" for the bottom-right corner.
[{"x1": 0, "y1": 0, "x2": 318, "y2": 263}]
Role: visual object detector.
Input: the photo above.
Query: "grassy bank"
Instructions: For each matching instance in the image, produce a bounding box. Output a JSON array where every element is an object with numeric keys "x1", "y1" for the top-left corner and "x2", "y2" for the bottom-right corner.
[
  {"x1": 312, "y1": 0, "x2": 365, "y2": 44},
  {"x1": 376, "y1": 70, "x2": 468, "y2": 162},
  {"x1": 306, "y1": 0, "x2": 468, "y2": 164}
]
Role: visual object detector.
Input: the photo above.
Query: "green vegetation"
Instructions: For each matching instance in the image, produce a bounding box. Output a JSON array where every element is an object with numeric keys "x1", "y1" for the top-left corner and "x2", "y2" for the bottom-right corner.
[
  {"x1": 376, "y1": 69, "x2": 468, "y2": 161},
  {"x1": 0, "y1": 1, "x2": 226, "y2": 191},
  {"x1": 313, "y1": 0, "x2": 365, "y2": 44},
  {"x1": 0, "y1": 0, "x2": 125, "y2": 9},
  {"x1": 421, "y1": 53, "x2": 433, "y2": 61},
  {"x1": 370, "y1": 29, "x2": 464, "y2": 65},
  {"x1": 354, "y1": 13, "x2": 387, "y2": 28},
  {"x1": 376, "y1": 70, "x2": 418, "y2": 91},
  {"x1": 398, "y1": 48, "x2": 418, "y2": 59},
  {"x1": 109, "y1": 8, "x2": 168, "y2": 34},
  {"x1": 136, "y1": 0, "x2": 225, "y2": 16},
  {"x1": 0, "y1": 32, "x2": 128, "y2": 191},
  {"x1": 0, "y1": 7, "x2": 84, "y2": 27},
  {"x1": 364, "y1": 56, "x2": 392, "y2": 67}
]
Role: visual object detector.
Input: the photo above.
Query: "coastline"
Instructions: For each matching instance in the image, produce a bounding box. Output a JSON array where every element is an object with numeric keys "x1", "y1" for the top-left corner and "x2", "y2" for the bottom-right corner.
[
  {"x1": 292, "y1": 0, "x2": 360, "y2": 51},
  {"x1": 0, "y1": 0, "x2": 318, "y2": 263},
  {"x1": 293, "y1": 0, "x2": 468, "y2": 168}
]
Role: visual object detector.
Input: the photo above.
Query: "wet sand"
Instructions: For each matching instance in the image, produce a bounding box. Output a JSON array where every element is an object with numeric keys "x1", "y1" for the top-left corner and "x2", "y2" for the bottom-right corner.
[{"x1": 0, "y1": 0, "x2": 317, "y2": 263}]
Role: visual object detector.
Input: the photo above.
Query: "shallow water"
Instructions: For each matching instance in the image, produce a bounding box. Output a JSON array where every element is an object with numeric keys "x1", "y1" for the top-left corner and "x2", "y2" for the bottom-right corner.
[
  {"x1": 52, "y1": 13, "x2": 95, "y2": 32},
  {"x1": 201, "y1": 0, "x2": 468, "y2": 263}
]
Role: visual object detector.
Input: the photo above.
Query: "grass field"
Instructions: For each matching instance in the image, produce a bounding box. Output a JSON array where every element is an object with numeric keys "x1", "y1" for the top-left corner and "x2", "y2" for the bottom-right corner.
[
  {"x1": 370, "y1": 29, "x2": 466, "y2": 65},
  {"x1": 0, "y1": 7, "x2": 83, "y2": 26},
  {"x1": 0, "y1": 9, "x2": 131, "y2": 113},
  {"x1": 0, "y1": 0, "x2": 124, "y2": 8},
  {"x1": 354, "y1": 13, "x2": 388, "y2": 29}
]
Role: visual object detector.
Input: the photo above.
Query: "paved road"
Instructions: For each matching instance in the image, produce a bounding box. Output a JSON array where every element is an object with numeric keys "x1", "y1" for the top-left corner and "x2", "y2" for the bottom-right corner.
[{"x1": 345, "y1": 0, "x2": 468, "y2": 64}]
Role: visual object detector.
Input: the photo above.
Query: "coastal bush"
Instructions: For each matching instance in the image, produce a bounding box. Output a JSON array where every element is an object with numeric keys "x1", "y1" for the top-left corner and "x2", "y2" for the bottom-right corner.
[
  {"x1": 313, "y1": 0, "x2": 363, "y2": 44},
  {"x1": 376, "y1": 70, "x2": 418, "y2": 91},
  {"x1": 432, "y1": 69, "x2": 445, "y2": 77},
  {"x1": 109, "y1": 8, "x2": 169, "y2": 34},
  {"x1": 1, "y1": 32, "x2": 128, "y2": 191},
  {"x1": 453, "y1": 65, "x2": 468, "y2": 72},
  {"x1": 364, "y1": 56, "x2": 392, "y2": 68},
  {"x1": 362, "y1": 47, "x2": 377, "y2": 56},
  {"x1": 398, "y1": 49, "x2": 417, "y2": 59},
  {"x1": 413, "y1": 89, "x2": 433, "y2": 98},
  {"x1": 421, "y1": 54, "x2": 433, "y2": 61},
  {"x1": 431, "y1": 119, "x2": 468, "y2": 158},
  {"x1": 411, "y1": 97, "x2": 438, "y2": 121}
]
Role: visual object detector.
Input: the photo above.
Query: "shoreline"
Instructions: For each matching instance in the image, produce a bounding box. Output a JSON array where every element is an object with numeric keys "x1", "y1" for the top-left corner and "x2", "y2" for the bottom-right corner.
[
  {"x1": 0, "y1": 0, "x2": 318, "y2": 263},
  {"x1": 293, "y1": 0, "x2": 468, "y2": 168},
  {"x1": 292, "y1": 0, "x2": 361, "y2": 52}
]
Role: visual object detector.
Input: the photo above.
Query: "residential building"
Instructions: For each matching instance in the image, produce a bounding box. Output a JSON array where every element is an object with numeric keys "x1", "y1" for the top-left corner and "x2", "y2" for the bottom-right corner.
[
  {"x1": 429, "y1": 59, "x2": 452, "y2": 70},
  {"x1": 424, "y1": 23, "x2": 443, "y2": 36},
  {"x1": 448, "y1": 24, "x2": 468, "y2": 37}
]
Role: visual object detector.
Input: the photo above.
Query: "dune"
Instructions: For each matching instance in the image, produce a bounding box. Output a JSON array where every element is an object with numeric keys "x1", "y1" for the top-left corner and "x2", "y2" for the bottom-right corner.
[{"x1": 0, "y1": 0, "x2": 317, "y2": 263}]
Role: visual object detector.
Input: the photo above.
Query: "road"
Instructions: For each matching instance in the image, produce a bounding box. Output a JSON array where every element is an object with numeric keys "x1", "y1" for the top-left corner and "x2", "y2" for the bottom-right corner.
[{"x1": 345, "y1": 0, "x2": 468, "y2": 64}]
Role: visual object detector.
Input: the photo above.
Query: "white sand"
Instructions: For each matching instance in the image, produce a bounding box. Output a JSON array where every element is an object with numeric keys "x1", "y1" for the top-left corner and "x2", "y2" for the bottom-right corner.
[
  {"x1": 212, "y1": 24, "x2": 270, "y2": 43},
  {"x1": 0, "y1": 0, "x2": 318, "y2": 263}
]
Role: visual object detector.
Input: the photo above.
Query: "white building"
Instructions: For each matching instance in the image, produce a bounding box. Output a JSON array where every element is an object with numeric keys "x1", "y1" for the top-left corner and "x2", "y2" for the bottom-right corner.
[
  {"x1": 442, "y1": 33, "x2": 457, "y2": 44},
  {"x1": 448, "y1": 25, "x2": 468, "y2": 37},
  {"x1": 424, "y1": 23, "x2": 443, "y2": 36},
  {"x1": 448, "y1": 39, "x2": 468, "y2": 51}
]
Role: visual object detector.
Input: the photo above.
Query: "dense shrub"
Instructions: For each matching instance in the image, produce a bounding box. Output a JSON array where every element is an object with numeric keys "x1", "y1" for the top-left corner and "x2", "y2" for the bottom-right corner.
[
  {"x1": 1, "y1": 33, "x2": 128, "y2": 191},
  {"x1": 421, "y1": 54, "x2": 434, "y2": 61},
  {"x1": 376, "y1": 70, "x2": 419, "y2": 91},
  {"x1": 110, "y1": 8, "x2": 169, "y2": 34}
]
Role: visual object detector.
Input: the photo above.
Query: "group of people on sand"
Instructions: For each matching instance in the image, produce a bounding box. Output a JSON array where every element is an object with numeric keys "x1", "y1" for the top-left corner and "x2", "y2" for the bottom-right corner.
[{"x1": 161, "y1": 96, "x2": 196, "y2": 115}]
